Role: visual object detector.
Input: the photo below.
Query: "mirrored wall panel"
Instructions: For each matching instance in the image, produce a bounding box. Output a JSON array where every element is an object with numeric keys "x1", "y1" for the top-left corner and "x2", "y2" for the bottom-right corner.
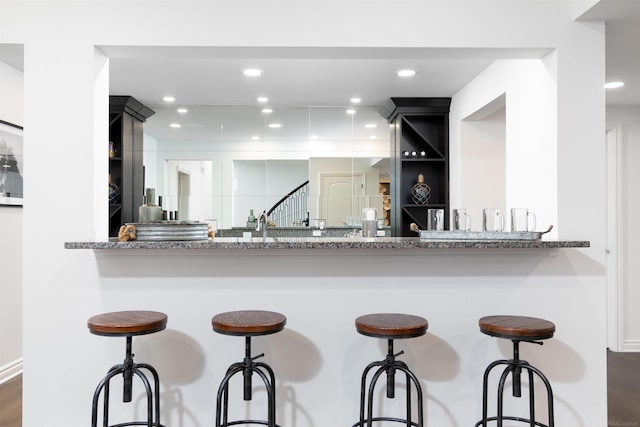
[{"x1": 142, "y1": 105, "x2": 391, "y2": 230}]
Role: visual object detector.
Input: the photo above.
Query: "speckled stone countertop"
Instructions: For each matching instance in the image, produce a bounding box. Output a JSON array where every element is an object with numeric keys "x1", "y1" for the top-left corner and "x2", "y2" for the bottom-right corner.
[{"x1": 64, "y1": 237, "x2": 590, "y2": 251}]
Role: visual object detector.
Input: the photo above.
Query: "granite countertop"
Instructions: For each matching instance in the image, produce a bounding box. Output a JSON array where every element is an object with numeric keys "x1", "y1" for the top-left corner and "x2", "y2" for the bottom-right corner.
[{"x1": 64, "y1": 237, "x2": 590, "y2": 250}]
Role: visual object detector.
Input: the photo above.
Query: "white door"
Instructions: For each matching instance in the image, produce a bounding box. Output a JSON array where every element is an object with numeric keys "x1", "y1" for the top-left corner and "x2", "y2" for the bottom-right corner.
[
  {"x1": 319, "y1": 173, "x2": 365, "y2": 226},
  {"x1": 606, "y1": 124, "x2": 622, "y2": 350}
]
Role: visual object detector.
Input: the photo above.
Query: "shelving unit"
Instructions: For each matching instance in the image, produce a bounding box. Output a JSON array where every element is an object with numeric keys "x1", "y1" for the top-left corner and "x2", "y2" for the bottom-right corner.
[
  {"x1": 381, "y1": 97, "x2": 451, "y2": 237},
  {"x1": 108, "y1": 96, "x2": 154, "y2": 237}
]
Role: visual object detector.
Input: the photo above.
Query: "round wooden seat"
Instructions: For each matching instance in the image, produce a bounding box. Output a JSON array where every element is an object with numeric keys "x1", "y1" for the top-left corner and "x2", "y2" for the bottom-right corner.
[
  {"x1": 87, "y1": 310, "x2": 168, "y2": 337},
  {"x1": 212, "y1": 310, "x2": 286, "y2": 336},
  {"x1": 479, "y1": 315, "x2": 555, "y2": 341},
  {"x1": 355, "y1": 313, "x2": 428, "y2": 339}
]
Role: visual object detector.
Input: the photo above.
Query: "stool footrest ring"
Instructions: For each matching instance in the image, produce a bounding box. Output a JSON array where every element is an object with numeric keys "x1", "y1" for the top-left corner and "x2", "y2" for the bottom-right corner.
[
  {"x1": 475, "y1": 415, "x2": 550, "y2": 427},
  {"x1": 353, "y1": 416, "x2": 420, "y2": 427}
]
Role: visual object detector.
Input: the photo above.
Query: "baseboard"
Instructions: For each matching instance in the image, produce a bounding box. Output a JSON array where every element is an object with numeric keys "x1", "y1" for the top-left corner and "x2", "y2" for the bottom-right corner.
[
  {"x1": 622, "y1": 339, "x2": 640, "y2": 352},
  {"x1": 0, "y1": 358, "x2": 23, "y2": 384}
]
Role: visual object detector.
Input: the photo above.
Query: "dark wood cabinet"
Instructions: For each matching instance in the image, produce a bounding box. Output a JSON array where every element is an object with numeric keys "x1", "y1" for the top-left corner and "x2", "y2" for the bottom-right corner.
[
  {"x1": 381, "y1": 97, "x2": 451, "y2": 237},
  {"x1": 108, "y1": 96, "x2": 154, "y2": 237}
]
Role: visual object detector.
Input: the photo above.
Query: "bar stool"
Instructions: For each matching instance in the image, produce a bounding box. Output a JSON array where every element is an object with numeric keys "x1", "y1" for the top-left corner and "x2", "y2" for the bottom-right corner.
[
  {"x1": 353, "y1": 313, "x2": 428, "y2": 427},
  {"x1": 212, "y1": 310, "x2": 286, "y2": 427},
  {"x1": 88, "y1": 310, "x2": 168, "y2": 427},
  {"x1": 475, "y1": 315, "x2": 556, "y2": 427}
]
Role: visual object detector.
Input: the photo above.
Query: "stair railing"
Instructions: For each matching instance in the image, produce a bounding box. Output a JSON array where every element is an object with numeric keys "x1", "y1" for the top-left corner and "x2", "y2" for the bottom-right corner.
[{"x1": 266, "y1": 180, "x2": 309, "y2": 227}]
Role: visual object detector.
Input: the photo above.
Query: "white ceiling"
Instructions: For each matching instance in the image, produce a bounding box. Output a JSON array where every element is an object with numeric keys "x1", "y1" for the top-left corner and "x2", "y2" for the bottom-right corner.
[
  {"x1": 578, "y1": 0, "x2": 640, "y2": 107},
  {"x1": 0, "y1": 0, "x2": 638, "y2": 142},
  {"x1": 104, "y1": 46, "x2": 551, "y2": 141}
]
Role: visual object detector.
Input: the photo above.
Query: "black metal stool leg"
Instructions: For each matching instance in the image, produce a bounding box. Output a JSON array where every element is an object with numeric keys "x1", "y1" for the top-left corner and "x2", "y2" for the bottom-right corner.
[
  {"x1": 357, "y1": 359, "x2": 385, "y2": 427},
  {"x1": 354, "y1": 339, "x2": 424, "y2": 427},
  {"x1": 215, "y1": 336, "x2": 280, "y2": 427},
  {"x1": 475, "y1": 341, "x2": 555, "y2": 427},
  {"x1": 91, "y1": 337, "x2": 164, "y2": 427},
  {"x1": 254, "y1": 361, "x2": 278, "y2": 427},
  {"x1": 528, "y1": 368, "x2": 536, "y2": 427},
  {"x1": 136, "y1": 363, "x2": 162, "y2": 427}
]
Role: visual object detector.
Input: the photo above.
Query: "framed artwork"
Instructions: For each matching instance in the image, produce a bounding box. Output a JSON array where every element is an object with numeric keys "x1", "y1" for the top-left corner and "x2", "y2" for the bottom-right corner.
[{"x1": 0, "y1": 120, "x2": 24, "y2": 206}]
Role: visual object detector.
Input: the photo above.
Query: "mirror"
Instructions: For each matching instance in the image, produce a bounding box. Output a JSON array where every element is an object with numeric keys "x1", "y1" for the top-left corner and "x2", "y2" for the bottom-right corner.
[{"x1": 142, "y1": 104, "x2": 390, "y2": 230}]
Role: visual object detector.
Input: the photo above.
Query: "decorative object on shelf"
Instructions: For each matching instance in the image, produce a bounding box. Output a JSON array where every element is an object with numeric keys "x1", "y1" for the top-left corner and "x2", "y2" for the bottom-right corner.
[
  {"x1": 123, "y1": 221, "x2": 209, "y2": 241},
  {"x1": 118, "y1": 224, "x2": 137, "y2": 242},
  {"x1": 108, "y1": 141, "x2": 115, "y2": 158},
  {"x1": 411, "y1": 173, "x2": 431, "y2": 204},
  {"x1": 109, "y1": 182, "x2": 120, "y2": 205},
  {"x1": 138, "y1": 188, "x2": 163, "y2": 223},
  {"x1": 427, "y1": 208, "x2": 444, "y2": 231},
  {"x1": 410, "y1": 223, "x2": 554, "y2": 240},
  {"x1": 361, "y1": 207, "x2": 378, "y2": 237},
  {"x1": 247, "y1": 209, "x2": 257, "y2": 228},
  {"x1": 453, "y1": 208, "x2": 472, "y2": 231}
]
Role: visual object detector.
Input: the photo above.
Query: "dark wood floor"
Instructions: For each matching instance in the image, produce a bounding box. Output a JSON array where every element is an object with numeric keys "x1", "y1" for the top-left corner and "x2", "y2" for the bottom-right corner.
[
  {"x1": 0, "y1": 374, "x2": 21, "y2": 427},
  {"x1": 0, "y1": 350, "x2": 638, "y2": 426},
  {"x1": 607, "y1": 350, "x2": 640, "y2": 425}
]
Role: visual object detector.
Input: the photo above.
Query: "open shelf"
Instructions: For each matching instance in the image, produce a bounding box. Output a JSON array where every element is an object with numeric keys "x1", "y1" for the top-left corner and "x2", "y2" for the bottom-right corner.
[{"x1": 382, "y1": 97, "x2": 451, "y2": 237}]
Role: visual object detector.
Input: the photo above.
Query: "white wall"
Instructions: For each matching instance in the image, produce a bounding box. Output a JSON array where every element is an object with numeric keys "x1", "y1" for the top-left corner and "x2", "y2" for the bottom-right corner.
[
  {"x1": 0, "y1": 59, "x2": 23, "y2": 383},
  {"x1": 0, "y1": 1, "x2": 607, "y2": 426},
  {"x1": 608, "y1": 106, "x2": 640, "y2": 351},
  {"x1": 460, "y1": 107, "x2": 507, "y2": 228},
  {"x1": 451, "y1": 58, "x2": 558, "y2": 237}
]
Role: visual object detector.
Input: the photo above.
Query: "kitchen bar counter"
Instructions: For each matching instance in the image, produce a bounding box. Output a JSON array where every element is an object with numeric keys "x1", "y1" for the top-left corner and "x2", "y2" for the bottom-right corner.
[
  {"x1": 60, "y1": 235, "x2": 599, "y2": 426},
  {"x1": 64, "y1": 237, "x2": 589, "y2": 250}
]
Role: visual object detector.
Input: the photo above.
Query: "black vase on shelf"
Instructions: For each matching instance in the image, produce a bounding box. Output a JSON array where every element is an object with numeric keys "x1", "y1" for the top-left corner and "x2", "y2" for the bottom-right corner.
[{"x1": 411, "y1": 173, "x2": 431, "y2": 204}]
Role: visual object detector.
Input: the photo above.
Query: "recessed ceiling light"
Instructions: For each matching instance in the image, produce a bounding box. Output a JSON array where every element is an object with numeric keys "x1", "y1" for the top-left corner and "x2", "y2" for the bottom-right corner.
[
  {"x1": 177, "y1": 108, "x2": 188, "y2": 113},
  {"x1": 310, "y1": 135, "x2": 319, "y2": 139},
  {"x1": 605, "y1": 81, "x2": 625, "y2": 89},
  {"x1": 346, "y1": 109, "x2": 356, "y2": 115},
  {"x1": 370, "y1": 135, "x2": 377, "y2": 139},
  {"x1": 268, "y1": 123, "x2": 281, "y2": 128},
  {"x1": 169, "y1": 123, "x2": 181, "y2": 128},
  {"x1": 243, "y1": 68, "x2": 263, "y2": 77},
  {"x1": 350, "y1": 97, "x2": 362, "y2": 104},
  {"x1": 163, "y1": 96, "x2": 175, "y2": 102},
  {"x1": 252, "y1": 136, "x2": 260, "y2": 140},
  {"x1": 364, "y1": 123, "x2": 377, "y2": 128},
  {"x1": 262, "y1": 108, "x2": 273, "y2": 114},
  {"x1": 257, "y1": 97, "x2": 269, "y2": 103},
  {"x1": 397, "y1": 69, "x2": 416, "y2": 77}
]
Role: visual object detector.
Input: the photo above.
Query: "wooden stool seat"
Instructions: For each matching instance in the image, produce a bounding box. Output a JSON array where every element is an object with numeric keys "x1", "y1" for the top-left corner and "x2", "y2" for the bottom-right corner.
[
  {"x1": 212, "y1": 310, "x2": 286, "y2": 336},
  {"x1": 355, "y1": 313, "x2": 428, "y2": 339},
  {"x1": 475, "y1": 315, "x2": 556, "y2": 427},
  {"x1": 88, "y1": 310, "x2": 167, "y2": 427},
  {"x1": 479, "y1": 315, "x2": 555, "y2": 341},
  {"x1": 87, "y1": 310, "x2": 168, "y2": 337}
]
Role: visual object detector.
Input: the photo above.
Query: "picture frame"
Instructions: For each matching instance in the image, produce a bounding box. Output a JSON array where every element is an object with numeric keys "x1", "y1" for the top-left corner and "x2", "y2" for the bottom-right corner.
[{"x1": 0, "y1": 120, "x2": 24, "y2": 206}]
